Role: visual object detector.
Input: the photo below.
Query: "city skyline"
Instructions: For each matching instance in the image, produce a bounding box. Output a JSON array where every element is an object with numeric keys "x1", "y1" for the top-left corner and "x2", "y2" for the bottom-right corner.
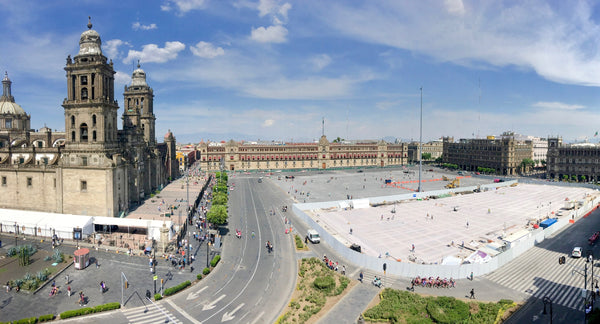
[{"x1": 2, "y1": 0, "x2": 600, "y2": 143}]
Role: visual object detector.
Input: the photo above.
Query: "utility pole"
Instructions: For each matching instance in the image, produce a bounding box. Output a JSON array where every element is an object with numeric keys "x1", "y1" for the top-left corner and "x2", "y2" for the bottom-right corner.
[{"x1": 418, "y1": 87, "x2": 423, "y2": 192}]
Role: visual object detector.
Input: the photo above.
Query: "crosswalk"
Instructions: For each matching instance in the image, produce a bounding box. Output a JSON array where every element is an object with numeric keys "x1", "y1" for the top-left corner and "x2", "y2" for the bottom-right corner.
[
  {"x1": 486, "y1": 246, "x2": 597, "y2": 311},
  {"x1": 122, "y1": 303, "x2": 183, "y2": 324}
]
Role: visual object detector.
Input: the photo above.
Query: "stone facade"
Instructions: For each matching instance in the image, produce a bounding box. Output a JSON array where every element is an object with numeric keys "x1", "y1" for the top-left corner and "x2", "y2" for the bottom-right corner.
[
  {"x1": 0, "y1": 21, "x2": 178, "y2": 216},
  {"x1": 546, "y1": 138, "x2": 600, "y2": 182},
  {"x1": 198, "y1": 136, "x2": 408, "y2": 171},
  {"x1": 407, "y1": 140, "x2": 444, "y2": 163},
  {"x1": 442, "y1": 135, "x2": 533, "y2": 175}
]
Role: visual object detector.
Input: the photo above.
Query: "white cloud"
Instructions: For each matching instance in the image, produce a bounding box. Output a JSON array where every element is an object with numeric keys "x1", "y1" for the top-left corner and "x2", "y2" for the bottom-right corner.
[
  {"x1": 132, "y1": 22, "x2": 158, "y2": 31},
  {"x1": 310, "y1": 54, "x2": 331, "y2": 71},
  {"x1": 114, "y1": 70, "x2": 132, "y2": 87},
  {"x1": 190, "y1": 41, "x2": 225, "y2": 58},
  {"x1": 262, "y1": 119, "x2": 275, "y2": 127},
  {"x1": 321, "y1": 1, "x2": 600, "y2": 87},
  {"x1": 251, "y1": 25, "x2": 288, "y2": 43},
  {"x1": 161, "y1": 0, "x2": 207, "y2": 14},
  {"x1": 123, "y1": 41, "x2": 186, "y2": 64},
  {"x1": 104, "y1": 39, "x2": 128, "y2": 60},
  {"x1": 251, "y1": 0, "x2": 292, "y2": 43},
  {"x1": 444, "y1": 0, "x2": 465, "y2": 16},
  {"x1": 532, "y1": 101, "x2": 585, "y2": 110}
]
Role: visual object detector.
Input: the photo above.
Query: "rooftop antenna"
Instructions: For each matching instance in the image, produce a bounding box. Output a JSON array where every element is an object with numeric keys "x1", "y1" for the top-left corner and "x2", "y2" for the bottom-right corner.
[{"x1": 322, "y1": 117, "x2": 325, "y2": 137}]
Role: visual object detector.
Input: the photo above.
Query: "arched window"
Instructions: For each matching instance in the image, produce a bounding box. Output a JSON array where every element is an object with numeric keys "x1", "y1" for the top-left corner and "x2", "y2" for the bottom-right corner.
[
  {"x1": 71, "y1": 131, "x2": 75, "y2": 141},
  {"x1": 80, "y1": 123, "x2": 88, "y2": 142},
  {"x1": 81, "y1": 87, "x2": 88, "y2": 100},
  {"x1": 71, "y1": 115, "x2": 75, "y2": 127},
  {"x1": 92, "y1": 130, "x2": 97, "y2": 142},
  {"x1": 92, "y1": 115, "x2": 97, "y2": 126},
  {"x1": 141, "y1": 98, "x2": 144, "y2": 108}
]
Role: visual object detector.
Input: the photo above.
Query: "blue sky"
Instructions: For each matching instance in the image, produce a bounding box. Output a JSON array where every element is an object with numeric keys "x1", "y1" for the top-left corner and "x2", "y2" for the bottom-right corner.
[{"x1": 2, "y1": 0, "x2": 600, "y2": 144}]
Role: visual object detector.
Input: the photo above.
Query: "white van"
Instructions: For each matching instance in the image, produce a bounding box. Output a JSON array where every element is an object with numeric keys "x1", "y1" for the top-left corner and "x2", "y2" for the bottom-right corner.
[{"x1": 306, "y1": 229, "x2": 320, "y2": 244}]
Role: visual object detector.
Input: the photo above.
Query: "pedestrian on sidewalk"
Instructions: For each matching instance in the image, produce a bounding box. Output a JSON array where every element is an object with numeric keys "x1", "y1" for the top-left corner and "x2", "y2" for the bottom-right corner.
[
  {"x1": 469, "y1": 288, "x2": 475, "y2": 299},
  {"x1": 359, "y1": 271, "x2": 363, "y2": 283},
  {"x1": 65, "y1": 275, "x2": 69, "y2": 285},
  {"x1": 67, "y1": 285, "x2": 71, "y2": 297}
]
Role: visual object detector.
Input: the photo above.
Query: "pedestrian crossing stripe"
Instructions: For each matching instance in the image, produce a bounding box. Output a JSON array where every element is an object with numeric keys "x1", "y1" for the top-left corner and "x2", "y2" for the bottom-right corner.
[
  {"x1": 122, "y1": 303, "x2": 182, "y2": 324},
  {"x1": 486, "y1": 246, "x2": 594, "y2": 311}
]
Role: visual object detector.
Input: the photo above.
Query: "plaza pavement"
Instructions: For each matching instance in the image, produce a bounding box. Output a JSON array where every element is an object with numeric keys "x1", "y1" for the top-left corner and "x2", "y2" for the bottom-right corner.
[
  {"x1": 271, "y1": 167, "x2": 598, "y2": 264},
  {"x1": 0, "y1": 174, "x2": 211, "y2": 322}
]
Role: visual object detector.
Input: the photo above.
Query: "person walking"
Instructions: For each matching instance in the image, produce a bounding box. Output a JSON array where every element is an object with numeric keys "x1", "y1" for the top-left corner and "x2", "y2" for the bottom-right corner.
[
  {"x1": 469, "y1": 288, "x2": 475, "y2": 299},
  {"x1": 67, "y1": 285, "x2": 71, "y2": 297},
  {"x1": 359, "y1": 271, "x2": 364, "y2": 283}
]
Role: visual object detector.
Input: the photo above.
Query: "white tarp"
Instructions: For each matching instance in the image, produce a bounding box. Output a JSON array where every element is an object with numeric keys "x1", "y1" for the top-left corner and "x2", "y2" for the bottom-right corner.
[
  {"x1": 0, "y1": 208, "x2": 93, "y2": 239},
  {"x1": 352, "y1": 198, "x2": 370, "y2": 209},
  {"x1": 441, "y1": 255, "x2": 463, "y2": 265},
  {"x1": 338, "y1": 201, "x2": 351, "y2": 210}
]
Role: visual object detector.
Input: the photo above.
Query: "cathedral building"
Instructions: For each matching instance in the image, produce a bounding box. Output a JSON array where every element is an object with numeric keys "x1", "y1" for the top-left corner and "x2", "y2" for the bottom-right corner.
[{"x1": 0, "y1": 20, "x2": 178, "y2": 217}]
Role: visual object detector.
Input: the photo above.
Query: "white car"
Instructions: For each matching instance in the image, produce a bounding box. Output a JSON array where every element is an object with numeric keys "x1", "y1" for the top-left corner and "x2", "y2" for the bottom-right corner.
[{"x1": 572, "y1": 247, "x2": 583, "y2": 258}]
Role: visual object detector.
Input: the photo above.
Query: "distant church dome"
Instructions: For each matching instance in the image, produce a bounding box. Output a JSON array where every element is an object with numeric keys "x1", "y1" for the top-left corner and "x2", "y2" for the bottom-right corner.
[
  {"x1": 131, "y1": 62, "x2": 148, "y2": 87},
  {"x1": 0, "y1": 72, "x2": 27, "y2": 116},
  {"x1": 78, "y1": 17, "x2": 102, "y2": 56}
]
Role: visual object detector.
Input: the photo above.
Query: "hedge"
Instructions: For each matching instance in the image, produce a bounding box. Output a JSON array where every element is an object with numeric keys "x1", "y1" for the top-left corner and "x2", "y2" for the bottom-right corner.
[
  {"x1": 294, "y1": 234, "x2": 304, "y2": 249},
  {"x1": 196, "y1": 273, "x2": 203, "y2": 280},
  {"x1": 163, "y1": 280, "x2": 191, "y2": 296},
  {"x1": 155, "y1": 293, "x2": 162, "y2": 301},
  {"x1": 203, "y1": 267, "x2": 211, "y2": 275},
  {"x1": 37, "y1": 314, "x2": 55, "y2": 322},
  {"x1": 12, "y1": 317, "x2": 37, "y2": 324},
  {"x1": 60, "y1": 302, "x2": 121, "y2": 319},
  {"x1": 210, "y1": 255, "x2": 221, "y2": 267}
]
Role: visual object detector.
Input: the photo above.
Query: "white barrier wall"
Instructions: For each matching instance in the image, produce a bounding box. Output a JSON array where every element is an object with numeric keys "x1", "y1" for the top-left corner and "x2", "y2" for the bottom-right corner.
[{"x1": 293, "y1": 181, "x2": 600, "y2": 278}]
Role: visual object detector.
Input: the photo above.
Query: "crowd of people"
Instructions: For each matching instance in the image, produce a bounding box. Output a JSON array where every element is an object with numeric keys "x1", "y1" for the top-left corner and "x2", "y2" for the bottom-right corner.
[
  {"x1": 323, "y1": 255, "x2": 344, "y2": 273},
  {"x1": 411, "y1": 276, "x2": 456, "y2": 289}
]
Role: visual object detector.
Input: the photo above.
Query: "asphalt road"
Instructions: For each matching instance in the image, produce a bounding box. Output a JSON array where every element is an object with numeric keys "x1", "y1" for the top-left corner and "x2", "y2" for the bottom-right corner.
[{"x1": 158, "y1": 175, "x2": 297, "y2": 324}]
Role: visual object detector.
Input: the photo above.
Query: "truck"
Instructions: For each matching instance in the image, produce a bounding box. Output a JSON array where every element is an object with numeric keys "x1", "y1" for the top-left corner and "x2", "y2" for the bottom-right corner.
[{"x1": 306, "y1": 229, "x2": 320, "y2": 244}]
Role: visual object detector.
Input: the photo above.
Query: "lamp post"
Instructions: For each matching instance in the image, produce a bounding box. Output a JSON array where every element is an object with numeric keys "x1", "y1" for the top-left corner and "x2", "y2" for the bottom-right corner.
[{"x1": 418, "y1": 86, "x2": 423, "y2": 193}]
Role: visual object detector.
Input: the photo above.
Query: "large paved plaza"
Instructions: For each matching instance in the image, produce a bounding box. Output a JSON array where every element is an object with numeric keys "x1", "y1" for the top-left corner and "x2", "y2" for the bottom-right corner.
[{"x1": 268, "y1": 167, "x2": 599, "y2": 264}]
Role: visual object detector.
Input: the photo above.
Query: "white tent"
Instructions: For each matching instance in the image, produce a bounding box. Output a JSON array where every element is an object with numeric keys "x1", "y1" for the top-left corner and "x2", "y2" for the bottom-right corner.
[
  {"x1": 0, "y1": 208, "x2": 93, "y2": 240},
  {"x1": 92, "y1": 216, "x2": 174, "y2": 241}
]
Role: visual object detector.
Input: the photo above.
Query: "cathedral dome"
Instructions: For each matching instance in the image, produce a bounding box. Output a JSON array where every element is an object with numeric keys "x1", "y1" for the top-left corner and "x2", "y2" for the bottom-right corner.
[
  {"x1": 131, "y1": 63, "x2": 148, "y2": 87},
  {"x1": 0, "y1": 101, "x2": 26, "y2": 116},
  {"x1": 0, "y1": 72, "x2": 26, "y2": 116},
  {"x1": 78, "y1": 17, "x2": 102, "y2": 56}
]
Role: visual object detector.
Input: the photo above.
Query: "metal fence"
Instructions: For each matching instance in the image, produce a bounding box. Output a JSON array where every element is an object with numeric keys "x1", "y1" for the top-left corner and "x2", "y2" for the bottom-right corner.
[{"x1": 293, "y1": 181, "x2": 600, "y2": 278}]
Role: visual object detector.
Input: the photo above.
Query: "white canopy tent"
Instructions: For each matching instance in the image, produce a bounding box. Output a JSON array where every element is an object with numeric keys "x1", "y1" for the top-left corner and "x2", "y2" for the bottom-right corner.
[
  {"x1": 92, "y1": 216, "x2": 174, "y2": 241},
  {"x1": 0, "y1": 208, "x2": 93, "y2": 240}
]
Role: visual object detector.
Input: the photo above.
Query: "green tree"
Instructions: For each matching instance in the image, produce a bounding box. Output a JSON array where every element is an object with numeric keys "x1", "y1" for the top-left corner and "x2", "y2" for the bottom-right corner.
[
  {"x1": 541, "y1": 160, "x2": 546, "y2": 167},
  {"x1": 520, "y1": 158, "x2": 535, "y2": 174},
  {"x1": 435, "y1": 156, "x2": 443, "y2": 163},
  {"x1": 332, "y1": 137, "x2": 344, "y2": 143},
  {"x1": 422, "y1": 153, "x2": 432, "y2": 160},
  {"x1": 213, "y1": 192, "x2": 228, "y2": 205},
  {"x1": 207, "y1": 205, "x2": 228, "y2": 225},
  {"x1": 562, "y1": 174, "x2": 569, "y2": 181}
]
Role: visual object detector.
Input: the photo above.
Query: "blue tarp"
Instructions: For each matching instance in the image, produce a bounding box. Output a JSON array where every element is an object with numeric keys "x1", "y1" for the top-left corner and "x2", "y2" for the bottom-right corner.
[{"x1": 540, "y1": 218, "x2": 558, "y2": 229}]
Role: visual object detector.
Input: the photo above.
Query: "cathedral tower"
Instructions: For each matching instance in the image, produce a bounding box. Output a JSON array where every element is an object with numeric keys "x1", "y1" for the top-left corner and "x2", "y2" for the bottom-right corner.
[
  {"x1": 62, "y1": 17, "x2": 119, "y2": 151},
  {"x1": 123, "y1": 62, "x2": 156, "y2": 146}
]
